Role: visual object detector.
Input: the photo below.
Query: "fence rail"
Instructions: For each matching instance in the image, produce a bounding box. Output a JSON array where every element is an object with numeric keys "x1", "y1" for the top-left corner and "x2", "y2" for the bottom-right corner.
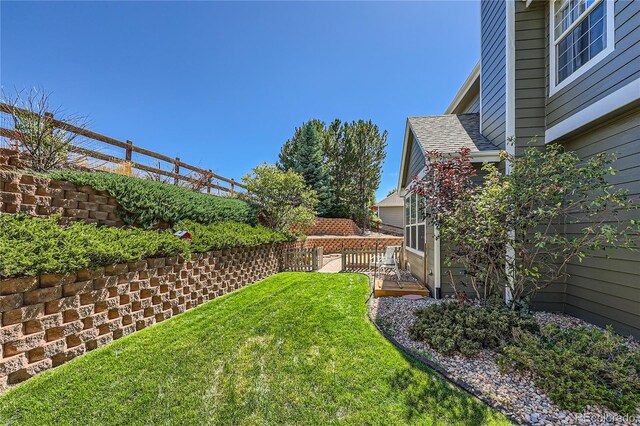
[
  {"x1": 281, "y1": 247, "x2": 323, "y2": 272},
  {"x1": 341, "y1": 246, "x2": 402, "y2": 271},
  {"x1": 0, "y1": 102, "x2": 245, "y2": 195},
  {"x1": 374, "y1": 222, "x2": 403, "y2": 236}
]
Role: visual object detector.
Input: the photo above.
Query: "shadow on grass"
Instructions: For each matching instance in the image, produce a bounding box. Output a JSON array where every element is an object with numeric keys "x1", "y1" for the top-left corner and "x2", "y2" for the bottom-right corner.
[{"x1": 388, "y1": 361, "x2": 504, "y2": 425}]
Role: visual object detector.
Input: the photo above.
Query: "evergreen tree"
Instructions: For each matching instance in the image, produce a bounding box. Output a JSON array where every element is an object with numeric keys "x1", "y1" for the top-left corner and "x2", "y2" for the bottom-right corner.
[
  {"x1": 278, "y1": 119, "x2": 325, "y2": 171},
  {"x1": 278, "y1": 118, "x2": 387, "y2": 226},
  {"x1": 324, "y1": 120, "x2": 387, "y2": 227},
  {"x1": 279, "y1": 120, "x2": 333, "y2": 216}
]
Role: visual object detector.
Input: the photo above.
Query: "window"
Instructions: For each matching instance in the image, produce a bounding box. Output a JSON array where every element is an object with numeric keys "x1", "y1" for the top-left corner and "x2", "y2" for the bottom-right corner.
[
  {"x1": 404, "y1": 192, "x2": 425, "y2": 254},
  {"x1": 550, "y1": 0, "x2": 614, "y2": 95}
]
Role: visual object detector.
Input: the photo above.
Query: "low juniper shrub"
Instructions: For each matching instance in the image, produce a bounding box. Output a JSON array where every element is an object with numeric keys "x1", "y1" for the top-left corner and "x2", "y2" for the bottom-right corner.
[
  {"x1": 497, "y1": 324, "x2": 640, "y2": 414},
  {"x1": 408, "y1": 300, "x2": 539, "y2": 356},
  {"x1": 175, "y1": 220, "x2": 292, "y2": 252},
  {"x1": 48, "y1": 170, "x2": 256, "y2": 228},
  {"x1": 0, "y1": 214, "x2": 190, "y2": 278}
]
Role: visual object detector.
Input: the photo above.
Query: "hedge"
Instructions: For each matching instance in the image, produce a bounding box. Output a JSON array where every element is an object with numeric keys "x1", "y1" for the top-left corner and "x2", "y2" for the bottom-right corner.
[
  {"x1": 176, "y1": 220, "x2": 292, "y2": 252},
  {"x1": 48, "y1": 170, "x2": 256, "y2": 228},
  {"x1": 0, "y1": 215, "x2": 293, "y2": 279},
  {"x1": 0, "y1": 214, "x2": 190, "y2": 279}
]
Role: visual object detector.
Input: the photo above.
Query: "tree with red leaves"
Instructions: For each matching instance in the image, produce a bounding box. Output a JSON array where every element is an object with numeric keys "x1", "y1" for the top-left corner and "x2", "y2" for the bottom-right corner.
[{"x1": 408, "y1": 147, "x2": 476, "y2": 227}]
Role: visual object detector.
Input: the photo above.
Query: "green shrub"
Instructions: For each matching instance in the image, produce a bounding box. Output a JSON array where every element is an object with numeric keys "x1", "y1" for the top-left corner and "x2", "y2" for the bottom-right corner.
[
  {"x1": 497, "y1": 324, "x2": 640, "y2": 414},
  {"x1": 0, "y1": 214, "x2": 190, "y2": 278},
  {"x1": 409, "y1": 301, "x2": 539, "y2": 356},
  {"x1": 176, "y1": 220, "x2": 292, "y2": 252},
  {"x1": 48, "y1": 170, "x2": 256, "y2": 228}
]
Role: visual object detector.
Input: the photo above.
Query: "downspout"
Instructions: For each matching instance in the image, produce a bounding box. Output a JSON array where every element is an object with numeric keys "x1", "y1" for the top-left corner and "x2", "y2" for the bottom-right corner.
[
  {"x1": 505, "y1": 0, "x2": 517, "y2": 304},
  {"x1": 434, "y1": 225, "x2": 441, "y2": 300}
]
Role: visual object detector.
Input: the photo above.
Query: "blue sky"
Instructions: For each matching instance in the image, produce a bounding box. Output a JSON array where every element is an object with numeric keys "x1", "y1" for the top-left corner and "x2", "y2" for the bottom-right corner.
[{"x1": 1, "y1": 1, "x2": 480, "y2": 200}]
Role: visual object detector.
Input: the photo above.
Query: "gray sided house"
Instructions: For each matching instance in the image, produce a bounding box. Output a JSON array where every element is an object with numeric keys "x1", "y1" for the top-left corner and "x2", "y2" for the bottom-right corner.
[
  {"x1": 375, "y1": 191, "x2": 404, "y2": 229},
  {"x1": 398, "y1": 0, "x2": 640, "y2": 337}
]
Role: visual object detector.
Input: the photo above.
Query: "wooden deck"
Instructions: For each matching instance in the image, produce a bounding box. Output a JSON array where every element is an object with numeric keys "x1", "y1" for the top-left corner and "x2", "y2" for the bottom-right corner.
[{"x1": 373, "y1": 278, "x2": 430, "y2": 298}]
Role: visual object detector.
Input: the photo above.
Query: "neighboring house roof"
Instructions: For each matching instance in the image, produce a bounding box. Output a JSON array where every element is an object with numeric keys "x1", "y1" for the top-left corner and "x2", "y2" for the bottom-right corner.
[
  {"x1": 376, "y1": 191, "x2": 403, "y2": 207},
  {"x1": 407, "y1": 113, "x2": 499, "y2": 154}
]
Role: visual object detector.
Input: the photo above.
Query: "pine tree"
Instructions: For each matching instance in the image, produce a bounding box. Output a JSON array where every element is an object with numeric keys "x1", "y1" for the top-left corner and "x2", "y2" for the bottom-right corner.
[
  {"x1": 280, "y1": 120, "x2": 333, "y2": 216},
  {"x1": 278, "y1": 118, "x2": 387, "y2": 225}
]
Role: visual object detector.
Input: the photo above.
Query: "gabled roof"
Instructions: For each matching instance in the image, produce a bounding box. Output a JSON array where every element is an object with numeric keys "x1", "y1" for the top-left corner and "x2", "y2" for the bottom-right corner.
[
  {"x1": 407, "y1": 113, "x2": 498, "y2": 154},
  {"x1": 376, "y1": 191, "x2": 403, "y2": 207},
  {"x1": 397, "y1": 113, "x2": 501, "y2": 190}
]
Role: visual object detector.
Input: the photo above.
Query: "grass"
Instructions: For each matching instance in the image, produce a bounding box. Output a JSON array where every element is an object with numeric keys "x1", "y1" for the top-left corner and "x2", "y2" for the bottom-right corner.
[{"x1": 0, "y1": 273, "x2": 511, "y2": 425}]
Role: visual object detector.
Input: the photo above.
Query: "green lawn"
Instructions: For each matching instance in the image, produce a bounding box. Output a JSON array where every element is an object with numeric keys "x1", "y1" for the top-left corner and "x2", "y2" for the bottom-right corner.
[{"x1": 0, "y1": 272, "x2": 510, "y2": 425}]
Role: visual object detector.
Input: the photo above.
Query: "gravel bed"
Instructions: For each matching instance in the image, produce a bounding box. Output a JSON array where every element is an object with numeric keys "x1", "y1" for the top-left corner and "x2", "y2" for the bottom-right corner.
[{"x1": 369, "y1": 296, "x2": 639, "y2": 426}]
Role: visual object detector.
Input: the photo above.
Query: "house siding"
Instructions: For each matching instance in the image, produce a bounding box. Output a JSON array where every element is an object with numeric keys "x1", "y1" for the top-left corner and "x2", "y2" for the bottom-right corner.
[
  {"x1": 546, "y1": 0, "x2": 640, "y2": 128},
  {"x1": 481, "y1": 0, "x2": 507, "y2": 149},
  {"x1": 404, "y1": 249, "x2": 426, "y2": 287},
  {"x1": 439, "y1": 164, "x2": 492, "y2": 298},
  {"x1": 514, "y1": 0, "x2": 547, "y2": 153},
  {"x1": 377, "y1": 206, "x2": 403, "y2": 228},
  {"x1": 457, "y1": 91, "x2": 481, "y2": 114},
  {"x1": 512, "y1": 1, "x2": 567, "y2": 312},
  {"x1": 560, "y1": 107, "x2": 640, "y2": 337},
  {"x1": 404, "y1": 131, "x2": 426, "y2": 187}
]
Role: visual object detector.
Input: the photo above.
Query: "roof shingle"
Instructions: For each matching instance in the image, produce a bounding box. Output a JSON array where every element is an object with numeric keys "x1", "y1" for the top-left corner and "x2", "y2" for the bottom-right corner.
[
  {"x1": 376, "y1": 191, "x2": 403, "y2": 207},
  {"x1": 407, "y1": 113, "x2": 498, "y2": 154}
]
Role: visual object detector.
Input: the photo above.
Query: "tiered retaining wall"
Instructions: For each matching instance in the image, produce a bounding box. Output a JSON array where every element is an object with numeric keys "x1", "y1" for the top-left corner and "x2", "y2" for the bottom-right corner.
[
  {"x1": 0, "y1": 171, "x2": 125, "y2": 227},
  {"x1": 0, "y1": 244, "x2": 285, "y2": 387},
  {"x1": 303, "y1": 236, "x2": 403, "y2": 254},
  {"x1": 304, "y1": 218, "x2": 362, "y2": 236},
  {"x1": 0, "y1": 148, "x2": 26, "y2": 170}
]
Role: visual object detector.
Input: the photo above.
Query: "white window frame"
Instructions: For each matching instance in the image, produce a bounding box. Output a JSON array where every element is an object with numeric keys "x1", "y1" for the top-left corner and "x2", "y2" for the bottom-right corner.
[
  {"x1": 404, "y1": 190, "x2": 425, "y2": 256},
  {"x1": 549, "y1": 0, "x2": 615, "y2": 97}
]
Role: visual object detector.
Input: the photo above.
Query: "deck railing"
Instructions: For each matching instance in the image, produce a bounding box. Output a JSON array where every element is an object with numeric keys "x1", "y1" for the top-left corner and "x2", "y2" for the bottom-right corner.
[{"x1": 0, "y1": 102, "x2": 245, "y2": 195}]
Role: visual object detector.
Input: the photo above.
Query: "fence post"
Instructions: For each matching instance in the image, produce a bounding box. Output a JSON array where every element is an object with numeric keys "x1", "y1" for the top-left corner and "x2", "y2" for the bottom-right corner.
[
  {"x1": 341, "y1": 245, "x2": 345, "y2": 272},
  {"x1": 230, "y1": 179, "x2": 236, "y2": 196},
  {"x1": 174, "y1": 157, "x2": 180, "y2": 185},
  {"x1": 125, "y1": 140, "x2": 133, "y2": 162},
  {"x1": 312, "y1": 248, "x2": 318, "y2": 271},
  {"x1": 207, "y1": 169, "x2": 213, "y2": 194}
]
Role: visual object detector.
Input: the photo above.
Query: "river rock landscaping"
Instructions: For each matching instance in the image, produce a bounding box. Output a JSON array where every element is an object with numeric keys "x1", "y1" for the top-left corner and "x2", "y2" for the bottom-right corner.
[{"x1": 369, "y1": 296, "x2": 640, "y2": 426}]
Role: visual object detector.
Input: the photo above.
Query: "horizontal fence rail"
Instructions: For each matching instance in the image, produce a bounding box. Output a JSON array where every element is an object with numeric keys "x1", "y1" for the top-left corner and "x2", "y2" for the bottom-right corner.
[
  {"x1": 373, "y1": 222, "x2": 403, "y2": 236},
  {"x1": 341, "y1": 246, "x2": 401, "y2": 271},
  {"x1": 0, "y1": 102, "x2": 246, "y2": 195},
  {"x1": 281, "y1": 247, "x2": 323, "y2": 272}
]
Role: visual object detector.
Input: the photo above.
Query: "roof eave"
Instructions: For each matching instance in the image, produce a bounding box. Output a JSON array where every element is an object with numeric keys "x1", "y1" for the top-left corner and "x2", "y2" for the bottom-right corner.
[
  {"x1": 397, "y1": 120, "x2": 426, "y2": 192},
  {"x1": 469, "y1": 150, "x2": 501, "y2": 163},
  {"x1": 444, "y1": 61, "x2": 481, "y2": 114}
]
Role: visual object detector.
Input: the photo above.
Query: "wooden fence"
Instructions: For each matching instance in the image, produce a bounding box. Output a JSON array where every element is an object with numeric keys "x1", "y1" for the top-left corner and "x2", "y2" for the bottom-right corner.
[
  {"x1": 281, "y1": 247, "x2": 323, "y2": 272},
  {"x1": 341, "y1": 246, "x2": 402, "y2": 271},
  {"x1": 373, "y1": 222, "x2": 403, "y2": 236},
  {"x1": 0, "y1": 102, "x2": 245, "y2": 195}
]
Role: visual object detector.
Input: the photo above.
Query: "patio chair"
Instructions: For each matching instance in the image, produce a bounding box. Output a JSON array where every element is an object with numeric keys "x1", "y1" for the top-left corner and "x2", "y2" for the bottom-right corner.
[{"x1": 371, "y1": 246, "x2": 402, "y2": 286}]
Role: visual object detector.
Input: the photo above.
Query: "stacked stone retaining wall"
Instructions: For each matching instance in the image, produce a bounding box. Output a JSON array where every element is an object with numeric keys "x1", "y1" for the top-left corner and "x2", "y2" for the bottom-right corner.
[
  {"x1": 0, "y1": 243, "x2": 285, "y2": 387},
  {"x1": 0, "y1": 171, "x2": 124, "y2": 227},
  {"x1": 303, "y1": 236, "x2": 403, "y2": 254},
  {"x1": 304, "y1": 218, "x2": 362, "y2": 236}
]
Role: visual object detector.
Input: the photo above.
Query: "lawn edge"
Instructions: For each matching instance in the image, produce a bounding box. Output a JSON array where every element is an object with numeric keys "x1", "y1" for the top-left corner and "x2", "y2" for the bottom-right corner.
[{"x1": 365, "y1": 291, "x2": 527, "y2": 426}]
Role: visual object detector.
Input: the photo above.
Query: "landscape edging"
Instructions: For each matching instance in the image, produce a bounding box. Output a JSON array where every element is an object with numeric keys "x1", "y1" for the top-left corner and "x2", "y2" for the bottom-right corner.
[{"x1": 367, "y1": 304, "x2": 530, "y2": 426}]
